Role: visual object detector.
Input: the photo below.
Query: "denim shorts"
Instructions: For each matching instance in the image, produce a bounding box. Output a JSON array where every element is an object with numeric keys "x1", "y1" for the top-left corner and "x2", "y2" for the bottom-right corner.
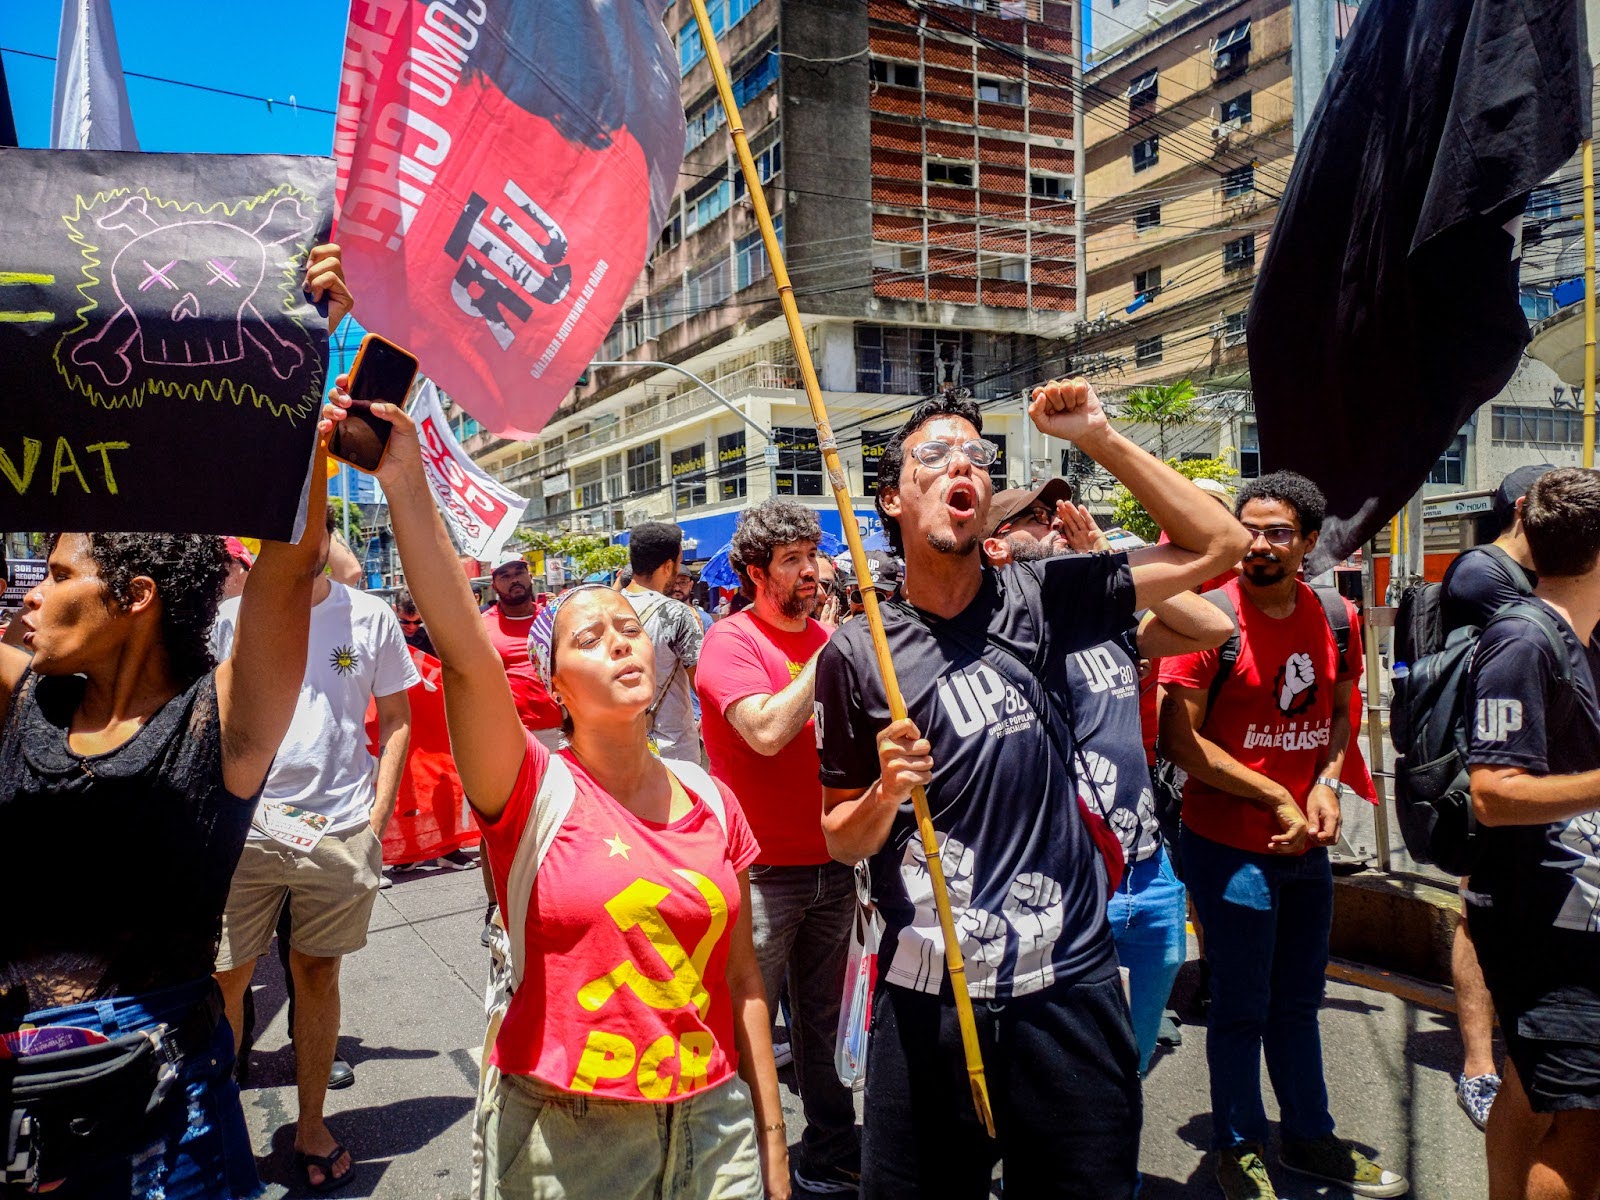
[
  {"x1": 17, "y1": 978, "x2": 261, "y2": 1199},
  {"x1": 1469, "y1": 902, "x2": 1600, "y2": 1112},
  {"x1": 481, "y1": 1070, "x2": 761, "y2": 1199}
]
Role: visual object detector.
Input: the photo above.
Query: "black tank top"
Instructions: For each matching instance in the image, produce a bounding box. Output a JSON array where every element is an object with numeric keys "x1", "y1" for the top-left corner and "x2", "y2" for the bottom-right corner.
[{"x1": 0, "y1": 669, "x2": 258, "y2": 1016}]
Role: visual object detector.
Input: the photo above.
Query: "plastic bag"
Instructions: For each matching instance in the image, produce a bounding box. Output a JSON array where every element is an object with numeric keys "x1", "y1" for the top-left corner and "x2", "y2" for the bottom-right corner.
[{"x1": 834, "y1": 864, "x2": 883, "y2": 1091}]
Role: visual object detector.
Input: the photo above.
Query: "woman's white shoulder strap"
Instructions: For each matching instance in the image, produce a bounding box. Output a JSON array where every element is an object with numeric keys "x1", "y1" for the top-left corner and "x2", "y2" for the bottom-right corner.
[
  {"x1": 662, "y1": 757, "x2": 726, "y2": 833},
  {"x1": 504, "y1": 754, "x2": 577, "y2": 991}
]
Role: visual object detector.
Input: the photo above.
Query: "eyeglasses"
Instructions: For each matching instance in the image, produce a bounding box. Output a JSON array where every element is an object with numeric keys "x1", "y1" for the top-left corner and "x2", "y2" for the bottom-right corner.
[
  {"x1": 397, "y1": 616, "x2": 423, "y2": 627},
  {"x1": 910, "y1": 438, "x2": 1000, "y2": 469},
  {"x1": 1000, "y1": 503, "x2": 1054, "y2": 533},
  {"x1": 1242, "y1": 524, "x2": 1298, "y2": 546}
]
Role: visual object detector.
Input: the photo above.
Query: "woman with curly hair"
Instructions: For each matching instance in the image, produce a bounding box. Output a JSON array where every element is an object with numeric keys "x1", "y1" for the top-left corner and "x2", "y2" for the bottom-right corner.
[
  {"x1": 320, "y1": 386, "x2": 790, "y2": 1200},
  {"x1": 0, "y1": 247, "x2": 353, "y2": 1199}
]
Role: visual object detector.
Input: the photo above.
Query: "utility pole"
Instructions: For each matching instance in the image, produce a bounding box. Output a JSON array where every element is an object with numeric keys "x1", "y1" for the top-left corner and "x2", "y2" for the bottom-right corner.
[{"x1": 1291, "y1": 0, "x2": 1338, "y2": 147}]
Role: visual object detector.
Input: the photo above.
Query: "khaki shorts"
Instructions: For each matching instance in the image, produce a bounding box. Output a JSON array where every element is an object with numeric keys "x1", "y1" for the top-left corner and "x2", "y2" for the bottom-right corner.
[{"x1": 215, "y1": 824, "x2": 383, "y2": 969}]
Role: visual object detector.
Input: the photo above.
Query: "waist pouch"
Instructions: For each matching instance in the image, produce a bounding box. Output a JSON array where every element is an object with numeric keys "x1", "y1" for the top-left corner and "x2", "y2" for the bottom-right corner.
[{"x1": 2, "y1": 995, "x2": 218, "y2": 1188}]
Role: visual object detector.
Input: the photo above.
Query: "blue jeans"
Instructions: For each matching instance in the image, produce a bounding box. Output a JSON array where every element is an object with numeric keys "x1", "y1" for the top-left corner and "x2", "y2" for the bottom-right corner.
[
  {"x1": 747, "y1": 861, "x2": 861, "y2": 1174},
  {"x1": 1181, "y1": 828, "x2": 1336, "y2": 1150},
  {"x1": 19, "y1": 978, "x2": 261, "y2": 1198},
  {"x1": 1106, "y1": 844, "x2": 1188, "y2": 1075}
]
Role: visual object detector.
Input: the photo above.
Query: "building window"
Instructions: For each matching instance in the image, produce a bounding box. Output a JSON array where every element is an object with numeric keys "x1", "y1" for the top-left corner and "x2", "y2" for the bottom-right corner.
[
  {"x1": 574, "y1": 460, "x2": 604, "y2": 509},
  {"x1": 978, "y1": 253, "x2": 1027, "y2": 282},
  {"x1": 985, "y1": 432, "x2": 1008, "y2": 484},
  {"x1": 1030, "y1": 173, "x2": 1071, "y2": 200},
  {"x1": 977, "y1": 77, "x2": 1023, "y2": 105},
  {"x1": 627, "y1": 441, "x2": 661, "y2": 493},
  {"x1": 773, "y1": 426, "x2": 824, "y2": 496},
  {"x1": 1134, "y1": 265, "x2": 1162, "y2": 300},
  {"x1": 1131, "y1": 137, "x2": 1159, "y2": 172},
  {"x1": 872, "y1": 242, "x2": 925, "y2": 272},
  {"x1": 1527, "y1": 185, "x2": 1562, "y2": 221},
  {"x1": 604, "y1": 452, "x2": 625, "y2": 500},
  {"x1": 1221, "y1": 163, "x2": 1255, "y2": 199},
  {"x1": 927, "y1": 160, "x2": 975, "y2": 187},
  {"x1": 688, "y1": 254, "x2": 731, "y2": 310},
  {"x1": 1133, "y1": 203, "x2": 1161, "y2": 231},
  {"x1": 1491, "y1": 404, "x2": 1585, "y2": 445},
  {"x1": 1127, "y1": 69, "x2": 1157, "y2": 110},
  {"x1": 1223, "y1": 311, "x2": 1247, "y2": 347},
  {"x1": 735, "y1": 216, "x2": 782, "y2": 289},
  {"x1": 870, "y1": 58, "x2": 920, "y2": 87},
  {"x1": 1213, "y1": 19, "x2": 1251, "y2": 71},
  {"x1": 671, "y1": 444, "x2": 708, "y2": 511},
  {"x1": 717, "y1": 431, "x2": 747, "y2": 501},
  {"x1": 656, "y1": 212, "x2": 682, "y2": 256},
  {"x1": 679, "y1": 21, "x2": 705, "y2": 74},
  {"x1": 1134, "y1": 335, "x2": 1163, "y2": 366},
  {"x1": 855, "y1": 325, "x2": 973, "y2": 395},
  {"x1": 1239, "y1": 422, "x2": 1260, "y2": 478},
  {"x1": 1223, "y1": 233, "x2": 1256, "y2": 271},
  {"x1": 732, "y1": 138, "x2": 782, "y2": 199},
  {"x1": 680, "y1": 0, "x2": 764, "y2": 75},
  {"x1": 685, "y1": 170, "x2": 732, "y2": 234},
  {"x1": 1521, "y1": 287, "x2": 1558, "y2": 322},
  {"x1": 1219, "y1": 92, "x2": 1252, "y2": 125},
  {"x1": 685, "y1": 101, "x2": 726, "y2": 150},
  {"x1": 732, "y1": 46, "x2": 779, "y2": 107},
  {"x1": 1427, "y1": 433, "x2": 1467, "y2": 485}
]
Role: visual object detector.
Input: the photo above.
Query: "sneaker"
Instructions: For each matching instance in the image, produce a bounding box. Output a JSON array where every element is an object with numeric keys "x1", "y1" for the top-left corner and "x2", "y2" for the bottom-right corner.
[
  {"x1": 1279, "y1": 1134, "x2": 1409, "y2": 1198},
  {"x1": 772, "y1": 1040, "x2": 793, "y2": 1068},
  {"x1": 1456, "y1": 1072, "x2": 1500, "y2": 1132},
  {"x1": 439, "y1": 848, "x2": 480, "y2": 870},
  {"x1": 1214, "y1": 1144, "x2": 1277, "y2": 1200},
  {"x1": 792, "y1": 1162, "x2": 860, "y2": 1196},
  {"x1": 1157, "y1": 1010, "x2": 1184, "y2": 1047}
]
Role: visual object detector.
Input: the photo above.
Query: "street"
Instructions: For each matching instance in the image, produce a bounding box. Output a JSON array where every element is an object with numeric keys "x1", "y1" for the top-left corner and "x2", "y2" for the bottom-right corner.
[{"x1": 237, "y1": 861, "x2": 1490, "y2": 1199}]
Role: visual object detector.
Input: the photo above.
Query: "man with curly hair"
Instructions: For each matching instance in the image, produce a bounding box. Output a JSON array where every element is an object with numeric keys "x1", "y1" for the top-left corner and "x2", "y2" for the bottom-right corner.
[
  {"x1": 697, "y1": 498, "x2": 860, "y2": 1195},
  {"x1": 211, "y1": 504, "x2": 419, "y2": 1188},
  {"x1": 1160, "y1": 470, "x2": 1406, "y2": 1199}
]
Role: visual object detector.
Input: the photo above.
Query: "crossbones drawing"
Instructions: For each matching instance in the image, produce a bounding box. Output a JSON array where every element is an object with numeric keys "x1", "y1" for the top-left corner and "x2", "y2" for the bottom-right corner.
[{"x1": 65, "y1": 193, "x2": 313, "y2": 388}]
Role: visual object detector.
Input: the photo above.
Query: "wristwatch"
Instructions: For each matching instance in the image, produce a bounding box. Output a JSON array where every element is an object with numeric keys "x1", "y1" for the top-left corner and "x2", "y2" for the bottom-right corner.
[{"x1": 1315, "y1": 776, "x2": 1351, "y2": 798}]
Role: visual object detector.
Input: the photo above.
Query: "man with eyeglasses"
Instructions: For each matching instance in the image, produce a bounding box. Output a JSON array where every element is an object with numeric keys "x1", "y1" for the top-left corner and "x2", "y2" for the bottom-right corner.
[
  {"x1": 1158, "y1": 471, "x2": 1407, "y2": 1200},
  {"x1": 394, "y1": 588, "x2": 436, "y2": 657},
  {"x1": 815, "y1": 381, "x2": 1251, "y2": 1198}
]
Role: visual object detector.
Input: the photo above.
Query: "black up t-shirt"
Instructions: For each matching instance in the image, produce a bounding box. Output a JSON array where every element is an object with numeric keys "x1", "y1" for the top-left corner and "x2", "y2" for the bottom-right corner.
[
  {"x1": 1466, "y1": 599, "x2": 1600, "y2": 934},
  {"x1": 815, "y1": 554, "x2": 1135, "y2": 1000}
]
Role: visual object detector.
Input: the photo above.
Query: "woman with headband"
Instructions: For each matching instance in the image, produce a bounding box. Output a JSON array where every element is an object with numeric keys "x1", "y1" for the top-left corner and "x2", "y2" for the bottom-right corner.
[{"x1": 319, "y1": 386, "x2": 789, "y2": 1200}]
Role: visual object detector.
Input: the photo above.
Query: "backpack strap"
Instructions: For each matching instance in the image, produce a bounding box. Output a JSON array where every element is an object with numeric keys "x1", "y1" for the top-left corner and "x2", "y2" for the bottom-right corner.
[
  {"x1": 1478, "y1": 544, "x2": 1537, "y2": 597},
  {"x1": 1311, "y1": 584, "x2": 1352, "y2": 662},
  {"x1": 661, "y1": 757, "x2": 728, "y2": 834},
  {"x1": 1492, "y1": 601, "x2": 1577, "y2": 692},
  {"x1": 1201, "y1": 588, "x2": 1240, "y2": 719},
  {"x1": 504, "y1": 755, "x2": 578, "y2": 991}
]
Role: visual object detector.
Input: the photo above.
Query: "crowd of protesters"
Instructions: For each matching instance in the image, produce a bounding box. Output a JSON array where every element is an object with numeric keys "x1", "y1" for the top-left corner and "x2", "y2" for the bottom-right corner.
[{"x1": 2, "y1": 260, "x2": 1598, "y2": 1199}]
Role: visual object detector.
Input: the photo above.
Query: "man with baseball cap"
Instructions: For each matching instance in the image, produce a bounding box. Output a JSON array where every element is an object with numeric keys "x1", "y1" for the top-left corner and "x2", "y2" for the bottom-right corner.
[
  {"x1": 987, "y1": 478, "x2": 1077, "y2": 560},
  {"x1": 484, "y1": 551, "x2": 562, "y2": 747}
]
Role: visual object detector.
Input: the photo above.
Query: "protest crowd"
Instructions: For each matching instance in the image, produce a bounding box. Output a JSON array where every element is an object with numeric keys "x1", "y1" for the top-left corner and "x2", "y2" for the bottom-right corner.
[{"x1": 2, "y1": 0, "x2": 1597, "y2": 1197}]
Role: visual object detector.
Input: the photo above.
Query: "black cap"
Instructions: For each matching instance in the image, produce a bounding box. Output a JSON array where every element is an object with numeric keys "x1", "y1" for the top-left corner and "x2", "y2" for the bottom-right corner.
[{"x1": 1492, "y1": 464, "x2": 1556, "y2": 529}]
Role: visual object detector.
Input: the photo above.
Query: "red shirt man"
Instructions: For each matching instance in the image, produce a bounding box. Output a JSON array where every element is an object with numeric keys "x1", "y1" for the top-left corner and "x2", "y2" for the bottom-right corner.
[{"x1": 483, "y1": 553, "x2": 560, "y2": 733}]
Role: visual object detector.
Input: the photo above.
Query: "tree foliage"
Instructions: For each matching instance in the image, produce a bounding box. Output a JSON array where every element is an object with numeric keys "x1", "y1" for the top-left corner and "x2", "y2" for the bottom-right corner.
[
  {"x1": 1117, "y1": 379, "x2": 1200, "y2": 459},
  {"x1": 515, "y1": 529, "x2": 629, "y2": 581},
  {"x1": 328, "y1": 497, "x2": 366, "y2": 548},
  {"x1": 1111, "y1": 455, "x2": 1237, "y2": 542}
]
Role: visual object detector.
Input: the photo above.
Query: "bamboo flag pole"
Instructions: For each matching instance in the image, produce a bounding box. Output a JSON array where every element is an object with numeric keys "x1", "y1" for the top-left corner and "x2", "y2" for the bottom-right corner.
[
  {"x1": 1582, "y1": 138, "x2": 1595, "y2": 469},
  {"x1": 685, "y1": 0, "x2": 996, "y2": 1136}
]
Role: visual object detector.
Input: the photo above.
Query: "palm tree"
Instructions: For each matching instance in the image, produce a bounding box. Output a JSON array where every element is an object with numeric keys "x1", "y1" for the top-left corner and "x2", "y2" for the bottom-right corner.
[{"x1": 1118, "y1": 379, "x2": 1200, "y2": 459}]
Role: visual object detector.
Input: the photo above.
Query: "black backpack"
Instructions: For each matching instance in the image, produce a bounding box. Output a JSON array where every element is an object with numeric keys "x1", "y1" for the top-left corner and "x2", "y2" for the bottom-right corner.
[
  {"x1": 1391, "y1": 600, "x2": 1571, "y2": 875},
  {"x1": 1394, "y1": 545, "x2": 1533, "y2": 666}
]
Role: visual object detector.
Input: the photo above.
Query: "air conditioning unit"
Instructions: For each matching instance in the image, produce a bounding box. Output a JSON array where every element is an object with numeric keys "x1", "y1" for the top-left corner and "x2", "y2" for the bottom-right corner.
[{"x1": 1214, "y1": 50, "x2": 1234, "y2": 72}]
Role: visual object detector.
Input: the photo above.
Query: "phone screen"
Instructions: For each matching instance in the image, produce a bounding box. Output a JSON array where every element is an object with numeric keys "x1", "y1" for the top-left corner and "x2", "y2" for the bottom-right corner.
[{"x1": 332, "y1": 337, "x2": 416, "y2": 472}]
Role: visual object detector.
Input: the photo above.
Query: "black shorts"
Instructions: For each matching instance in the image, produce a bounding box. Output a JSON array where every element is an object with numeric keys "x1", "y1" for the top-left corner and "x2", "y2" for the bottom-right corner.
[
  {"x1": 1468, "y1": 902, "x2": 1600, "y2": 1113},
  {"x1": 860, "y1": 967, "x2": 1141, "y2": 1199}
]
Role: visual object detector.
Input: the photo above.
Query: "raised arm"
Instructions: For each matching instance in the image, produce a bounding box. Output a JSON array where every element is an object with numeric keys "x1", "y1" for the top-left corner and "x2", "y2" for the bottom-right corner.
[
  {"x1": 320, "y1": 386, "x2": 526, "y2": 819},
  {"x1": 1135, "y1": 591, "x2": 1235, "y2": 659},
  {"x1": 1030, "y1": 378, "x2": 1250, "y2": 609}
]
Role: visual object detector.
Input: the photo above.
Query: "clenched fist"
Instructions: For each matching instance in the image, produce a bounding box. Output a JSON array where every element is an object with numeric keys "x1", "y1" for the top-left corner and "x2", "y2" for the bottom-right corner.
[{"x1": 1029, "y1": 376, "x2": 1110, "y2": 447}]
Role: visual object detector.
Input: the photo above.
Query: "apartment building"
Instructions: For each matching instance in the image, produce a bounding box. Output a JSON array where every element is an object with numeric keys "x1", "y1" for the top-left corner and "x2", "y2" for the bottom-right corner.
[{"x1": 463, "y1": 0, "x2": 1088, "y2": 561}]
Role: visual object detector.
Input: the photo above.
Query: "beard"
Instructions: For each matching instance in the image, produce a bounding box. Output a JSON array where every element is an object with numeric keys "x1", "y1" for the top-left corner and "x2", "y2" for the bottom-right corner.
[
  {"x1": 498, "y1": 582, "x2": 532, "y2": 605},
  {"x1": 1240, "y1": 554, "x2": 1287, "y2": 585},
  {"x1": 927, "y1": 531, "x2": 980, "y2": 557},
  {"x1": 1004, "y1": 535, "x2": 1057, "y2": 563},
  {"x1": 775, "y1": 582, "x2": 811, "y2": 620}
]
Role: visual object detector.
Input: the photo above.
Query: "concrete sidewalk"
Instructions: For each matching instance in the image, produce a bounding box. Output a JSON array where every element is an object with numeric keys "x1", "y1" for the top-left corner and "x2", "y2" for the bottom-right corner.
[{"x1": 235, "y1": 863, "x2": 1491, "y2": 1199}]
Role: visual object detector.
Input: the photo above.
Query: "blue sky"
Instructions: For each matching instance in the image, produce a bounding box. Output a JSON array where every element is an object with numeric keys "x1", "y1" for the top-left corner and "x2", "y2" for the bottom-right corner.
[{"x1": 1, "y1": 0, "x2": 346, "y2": 154}]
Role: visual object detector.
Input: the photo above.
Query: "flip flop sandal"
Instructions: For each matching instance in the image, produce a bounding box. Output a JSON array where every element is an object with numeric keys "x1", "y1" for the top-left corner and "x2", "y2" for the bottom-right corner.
[{"x1": 295, "y1": 1145, "x2": 355, "y2": 1193}]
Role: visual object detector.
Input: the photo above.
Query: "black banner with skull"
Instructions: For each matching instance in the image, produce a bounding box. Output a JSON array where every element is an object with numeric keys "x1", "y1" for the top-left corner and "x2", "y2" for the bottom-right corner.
[{"x1": 0, "y1": 150, "x2": 334, "y2": 539}]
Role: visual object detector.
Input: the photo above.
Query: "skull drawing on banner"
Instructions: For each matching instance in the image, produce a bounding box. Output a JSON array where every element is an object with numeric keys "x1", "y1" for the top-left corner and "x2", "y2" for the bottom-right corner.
[{"x1": 65, "y1": 193, "x2": 314, "y2": 389}]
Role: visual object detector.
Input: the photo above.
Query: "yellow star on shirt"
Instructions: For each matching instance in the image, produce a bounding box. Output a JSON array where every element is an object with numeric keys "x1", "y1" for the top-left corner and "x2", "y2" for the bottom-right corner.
[{"x1": 604, "y1": 833, "x2": 632, "y2": 859}]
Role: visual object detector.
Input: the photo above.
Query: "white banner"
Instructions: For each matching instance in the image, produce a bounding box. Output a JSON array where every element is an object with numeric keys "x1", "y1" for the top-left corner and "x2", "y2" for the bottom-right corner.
[
  {"x1": 51, "y1": 0, "x2": 139, "y2": 151},
  {"x1": 410, "y1": 380, "x2": 528, "y2": 562}
]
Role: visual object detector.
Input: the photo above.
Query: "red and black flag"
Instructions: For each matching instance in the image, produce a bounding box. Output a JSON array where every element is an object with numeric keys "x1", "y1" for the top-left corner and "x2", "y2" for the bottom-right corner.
[
  {"x1": 1247, "y1": 0, "x2": 1591, "y2": 572},
  {"x1": 333, "y1": 0, "x2": 685, "y2": 439}
]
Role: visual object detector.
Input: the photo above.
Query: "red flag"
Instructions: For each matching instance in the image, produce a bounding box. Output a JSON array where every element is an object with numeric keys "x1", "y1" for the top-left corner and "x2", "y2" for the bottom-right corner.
[{"x1": 333, "y1": 1, "x2": 685, "y2": 438}]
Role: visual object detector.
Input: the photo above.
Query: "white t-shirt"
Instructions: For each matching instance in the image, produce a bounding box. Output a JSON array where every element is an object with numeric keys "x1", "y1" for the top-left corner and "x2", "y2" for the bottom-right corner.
[{"x1": 211, "y1": 582, "x2": 420, "y2": 834}]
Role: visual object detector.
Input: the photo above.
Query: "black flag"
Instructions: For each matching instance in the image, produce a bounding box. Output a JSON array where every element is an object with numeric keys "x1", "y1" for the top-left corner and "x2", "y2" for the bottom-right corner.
[{"x1": 1248, "y1": 0, "x2": 1591, "y2": 572}]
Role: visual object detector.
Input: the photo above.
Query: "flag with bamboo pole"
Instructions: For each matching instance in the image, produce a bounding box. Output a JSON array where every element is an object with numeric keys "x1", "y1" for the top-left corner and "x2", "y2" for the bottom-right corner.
[{"x1": 684, "y1": 0, "x2": 997, "y2": 1137}]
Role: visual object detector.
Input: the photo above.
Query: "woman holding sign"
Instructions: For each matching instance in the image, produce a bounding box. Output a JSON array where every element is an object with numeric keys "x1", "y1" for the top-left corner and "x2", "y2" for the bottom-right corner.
[
  {"x1": 0, "y1": 247, "x2": 353, "y2": 1199},
  {"x1": 320, "y1": 383, "x2": 790, "y2": 1199}
]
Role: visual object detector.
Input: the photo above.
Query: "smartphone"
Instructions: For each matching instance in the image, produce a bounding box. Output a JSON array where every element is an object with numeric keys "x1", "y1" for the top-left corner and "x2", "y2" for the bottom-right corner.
[{"x1": 330, "y1": 334, "x2": 418, "y2": 473}]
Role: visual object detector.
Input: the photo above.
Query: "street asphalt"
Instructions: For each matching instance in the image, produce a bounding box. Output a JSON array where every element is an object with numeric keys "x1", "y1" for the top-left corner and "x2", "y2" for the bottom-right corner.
[{"x1": 235, "y1": 856, "x2": 1491, "y2": 1199}]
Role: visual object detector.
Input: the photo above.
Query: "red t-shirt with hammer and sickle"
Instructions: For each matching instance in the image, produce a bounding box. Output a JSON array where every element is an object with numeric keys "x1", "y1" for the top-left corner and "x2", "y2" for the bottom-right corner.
[{"x1": 478, "y1": 734, "x2": 760, "y2": 1101}]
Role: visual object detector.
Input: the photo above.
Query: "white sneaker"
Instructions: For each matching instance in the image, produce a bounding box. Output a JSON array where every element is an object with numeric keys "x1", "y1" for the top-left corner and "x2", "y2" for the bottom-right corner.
[{"x1": 772, "y1": 1041, "x2": 793, "y2": 1068}]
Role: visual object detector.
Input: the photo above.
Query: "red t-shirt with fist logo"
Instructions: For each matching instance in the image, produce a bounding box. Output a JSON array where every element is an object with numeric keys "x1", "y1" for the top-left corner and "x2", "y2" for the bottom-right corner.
[{"x1": 1158, "y1": 577, "x2": 1361, "y2": 854}]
